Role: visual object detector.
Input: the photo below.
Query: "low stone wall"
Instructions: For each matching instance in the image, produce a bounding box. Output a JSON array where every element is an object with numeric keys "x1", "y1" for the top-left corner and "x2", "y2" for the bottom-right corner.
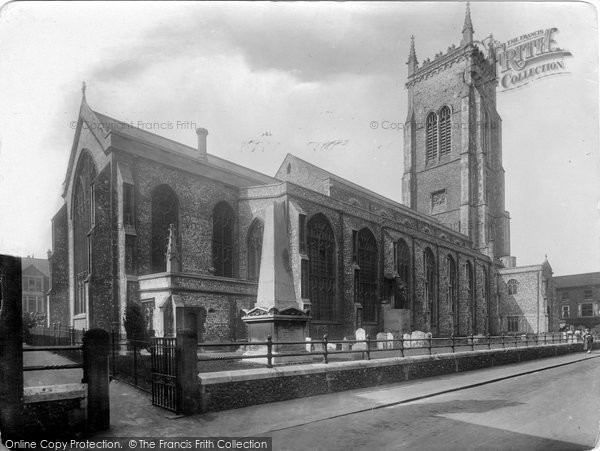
[
  {"x1": 22, "y1": 384, "x2": 87, "y2": 439},
  {"x1": 198, "y1": 343, "x2": 582, "y2": 413}
]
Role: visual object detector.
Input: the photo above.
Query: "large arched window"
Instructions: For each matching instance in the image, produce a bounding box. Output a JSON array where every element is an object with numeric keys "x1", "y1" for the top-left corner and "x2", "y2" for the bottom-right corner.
[
  {"x1": 466, "y1": 261, "x2": 475, "y2": 334},
  {"x1": 394, "y1": 239, "x2": 411, "y2": 309},
  {"x1": 357, "y1": 228, "x2": 378, "y2": 322},
  {"x1": 447, "y1": 255, "x2": 458, "y2": 316},
  {"x1": 507, "y1": 279, "x2": 519, "y2": 295},
  {"x1": 439, "y1": 106, "x2": 452, "y2": 157},
  {"x1": 73, "y1": 152, "x2": 96, "y2": 315},
  {"x1": 212, "y1": 202, "x2": 234, "y2": 277},
  {"x1": 247, "y1": 219, "x2": 264, "y2": 281},
  {"x1": 424, "y1": 248, "x2": 436, "y2": 326},
  {"x1": 151, "y1": 185, "x2": 179, "y2": 273},
  {"x1": 482, "y1": 266, "x2": 489, "y2": 333},
  {"x1": 426, "y1": 112, "x2": 438, "y2": 163},
  {"x1": 307, "y1": 215, "x2": 336, "y2": 321}
]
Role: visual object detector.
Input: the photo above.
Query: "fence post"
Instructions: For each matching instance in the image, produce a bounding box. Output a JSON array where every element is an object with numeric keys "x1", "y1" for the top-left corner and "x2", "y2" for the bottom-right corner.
[
  {"x1": 110, "y1": 326, "x2": 117, "y2": 379},
  {"x1": 133, "y1": 341, "x2": 138, "y2": 387},
  {"x1": 400, "y1": 334, "x2": 404, "y2": 357},
  {"x1": 428, "y1": 336, "x2": 432, "y2": 355},
  {"x1": 514, "y1": 334, "x2": 518, "y2": 348},
  {"x1": 0, "y1": 255, "x2": 24, "y2": 442},
  {"x1": 365, "y1": 335, "x2": 371, "y2": 360},
  {"x1": 487, "y1": 334, "x2": 491, "y2": 350},
  {"x1": 267, "y1": 335, "x2": 273, "y2": 368},
  {"x1": 450, "y1": 335, "x2": 455, "y2": 353},
  {"x1": 543, "y1": 333, "x2": 547, "y2": 345},
  {"x1": 83, "y1": 328, "x2": 110, "y2": 432},
  {"x1": 501, "y1": 333, "x2": 505, "y2": 348},
  {"x1": 323, "y1": 334, "x2": 328, "y2": 364},
  {"x1": 70, "y1": 326, "x2": 75, "y2": 346},
  {"x1": 176, "y1": 329, "x2": 199, "y2": 415},
  {"x1": 469, "y1": 334, "x2": 474, "y2": 351}
]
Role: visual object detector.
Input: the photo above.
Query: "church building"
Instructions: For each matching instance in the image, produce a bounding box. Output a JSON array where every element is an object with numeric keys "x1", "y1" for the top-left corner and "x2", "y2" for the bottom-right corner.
[{"x1": 47, "y1": 4, "x2": 552, "y2": 341}]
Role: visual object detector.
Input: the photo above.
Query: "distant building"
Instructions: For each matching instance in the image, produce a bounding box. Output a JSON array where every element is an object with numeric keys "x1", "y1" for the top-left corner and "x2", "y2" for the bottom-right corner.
[
  {"x1": 554, "y1": 272, "x2": 600, "y2": 331},
  {"x1": 497, "y1": 258, "x2": 555, "y2": 334},
  {"x1": 21, "y1": 257, "x2": 50, "y2": 320}
]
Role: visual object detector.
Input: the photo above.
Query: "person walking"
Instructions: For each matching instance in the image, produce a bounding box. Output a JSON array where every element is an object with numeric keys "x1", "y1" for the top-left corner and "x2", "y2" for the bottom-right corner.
[{"x1": 583, "y1": 329, "x2": 593, "y2": 353}]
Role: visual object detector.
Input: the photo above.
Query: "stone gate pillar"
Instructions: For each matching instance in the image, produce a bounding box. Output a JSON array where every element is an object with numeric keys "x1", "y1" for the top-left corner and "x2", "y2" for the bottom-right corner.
[{"x1": 0, "y1": 255, "x2": 23, "y2": 442}]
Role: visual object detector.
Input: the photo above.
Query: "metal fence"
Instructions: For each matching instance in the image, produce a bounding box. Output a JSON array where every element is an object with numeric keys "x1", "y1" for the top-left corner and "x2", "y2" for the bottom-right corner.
[
  {"x1": 26, "y1": 324, "x2": 85, "y2": 347},
  {"x1": 197, "y1": 333, "x2": 580, "y2": 369},
  {"x1": 109, "y1": 329, "x2": 152, "y2": 393}
]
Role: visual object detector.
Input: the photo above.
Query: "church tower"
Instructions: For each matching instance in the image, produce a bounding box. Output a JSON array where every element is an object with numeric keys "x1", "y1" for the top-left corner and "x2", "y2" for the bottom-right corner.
[{"x1": 402, "y1": 3, "x2": 510, "y2": 261}]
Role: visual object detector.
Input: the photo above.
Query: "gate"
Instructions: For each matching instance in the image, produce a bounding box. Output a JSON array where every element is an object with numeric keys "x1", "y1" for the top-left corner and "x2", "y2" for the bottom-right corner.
[{"x1": 150, "y1": 337, "x2": 178, "y2": 412}]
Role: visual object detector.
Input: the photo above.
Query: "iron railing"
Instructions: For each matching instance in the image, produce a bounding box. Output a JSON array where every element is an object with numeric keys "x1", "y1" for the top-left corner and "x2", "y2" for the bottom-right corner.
[
  {"x1": 197, "y1": 333, "x2": 579, "y2": 369},
  {"x1": 109, "y1": 329, "x2": 152, "y2": 393}
]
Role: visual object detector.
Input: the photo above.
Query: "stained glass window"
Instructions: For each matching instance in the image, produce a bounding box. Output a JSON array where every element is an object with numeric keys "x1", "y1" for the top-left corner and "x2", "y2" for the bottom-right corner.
[
  {"x1": 213, "y1": 202, "x2": 234, "y2": 277},
  {"x1": 307, "y1": 215, "x2": 336, "y2": 321},
  {"x1": 73, "y1": 152, "x2": 96, "y2": 315},
  {"x1": 424, "y1": 248, "x2": 436, "y2": 325},
  {"x1": 394, "y1": 239, "x2": 410, "y2": 309},
  {"x1": 357, "y1": 228, "x2": 378, "y2": 322}
]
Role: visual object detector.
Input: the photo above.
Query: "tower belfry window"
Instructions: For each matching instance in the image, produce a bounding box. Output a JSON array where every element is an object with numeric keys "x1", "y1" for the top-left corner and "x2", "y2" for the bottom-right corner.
[
  {"x1": 439, "y1": 106, "x2": 451, "y2": 157},
  {"x1": 426, "y1": 112, "x2": 438, "y2": 163}
]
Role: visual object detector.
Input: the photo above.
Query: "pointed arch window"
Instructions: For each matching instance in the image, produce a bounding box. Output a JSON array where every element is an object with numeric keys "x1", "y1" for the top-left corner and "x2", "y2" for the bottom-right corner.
[
  {"x1": 466, "y1": 261, "x2": 475, "y2": 333},
  {"x1": 247, "y1": 219, "x2": 264, "y2": 281},
  {"x1": 426, "y1": 112, "x2": 438, "y2": 163},
  {"x1": 394, "y1": 239, "x2": 411, "y2": 309},
  {"x1": 307, "y1": 215, "x2": 336, "y2": 321},
  {"x1": 439, "y1": 106, "x2": 452, "y2": 157},
  {"x1": 357, "y1": 228, "x2": 378, "y2": 322},
  {"x1": 447, "y1": 255, "x2": 458, "y2": 316},
  {"x1": 424, "y1": 248, "x2": 436, "y2": 325},
  {"x1": 507, "y1": 279, "x2": 519, "y2": 295},
  {"x1": 73, "y1": 152, "x2": 96, "y2": 315},
  {"x1": 212, "y1": 202, "x2": 234, "y2": 277},
  {"x1": 151, "y1": 185, "x2": 179, "y2": 273}
]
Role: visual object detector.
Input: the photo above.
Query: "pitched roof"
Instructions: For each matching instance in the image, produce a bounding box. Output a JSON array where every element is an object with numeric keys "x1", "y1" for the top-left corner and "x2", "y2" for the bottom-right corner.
[
  {"x1": 22, "y1": 258, "x2": 49, "y2": 277},
  {"x1": 93, "y1": 111, "x2": 277, "y2": 186},
  {"x1": 554, "y1": 272, "x2": 600, "y2": 288}
]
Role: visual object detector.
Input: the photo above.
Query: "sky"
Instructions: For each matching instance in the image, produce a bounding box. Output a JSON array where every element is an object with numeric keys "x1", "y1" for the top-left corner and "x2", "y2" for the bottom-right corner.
[{"x1": 0, "y1": 1, "x2": 598, "y2": 276}]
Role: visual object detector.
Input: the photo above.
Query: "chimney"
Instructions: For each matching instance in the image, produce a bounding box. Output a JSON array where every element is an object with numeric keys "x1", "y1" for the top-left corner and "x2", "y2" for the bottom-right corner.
[{"x1": 196, "y1": 128, "x2": 208, "y2": 160}]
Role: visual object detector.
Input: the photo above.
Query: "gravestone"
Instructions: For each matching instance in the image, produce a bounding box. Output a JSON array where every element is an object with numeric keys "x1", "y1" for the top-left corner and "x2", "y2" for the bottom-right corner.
[
  {"x1": 305, "y1": 337, "x2": 312, "y2": 352},
  {"x1": 376, "y1": 332, "x2": 387, "y2": 350},
  {"x1": 341, "y1": 337, "x2": 351, "y2": 351},
  {"x1": 410, "y1": 330, "x2": 429, "y2": 348},
  {"x1": 386, "y1": 332, "x2": 395, "y2": 349},
  {"x1": 403, "y1": 333, "x2": 412, "y2": 348},
  {"x1": 354, "y1": 328, "x2": 367, "y2": 351}
]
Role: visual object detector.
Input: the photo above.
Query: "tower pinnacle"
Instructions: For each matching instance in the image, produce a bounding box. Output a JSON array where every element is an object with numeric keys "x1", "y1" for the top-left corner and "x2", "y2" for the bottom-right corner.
[
  {"x1": 461, "y1": 2, "x2": 474, "y2": 46},
  {"x1": 407, "y1": 35, "x2": 418, "y2": 76}
]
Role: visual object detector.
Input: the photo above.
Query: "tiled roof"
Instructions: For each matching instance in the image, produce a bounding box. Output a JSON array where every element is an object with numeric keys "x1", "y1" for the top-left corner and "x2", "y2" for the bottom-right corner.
[
  {"x1": 554, "y1": 272, "x2": 600, "y2": 288},
  {"x1": 93, "y1": 111, "x2": 277, "y2": 186}
]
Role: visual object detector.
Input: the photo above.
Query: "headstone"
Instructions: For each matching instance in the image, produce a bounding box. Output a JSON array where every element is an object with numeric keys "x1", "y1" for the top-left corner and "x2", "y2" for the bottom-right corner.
[
  {"x1": 327, "y1": 343, "x2": 337, "y2": 351},
  {"x1": 305, "y1": 337, "x2": 312, "y2": 352},
  {"x1": 342, "y1": 337, "x2": 351, "y2": 351},
  {"x1": 376, "y1": 332, "x2": 387, "y2": 350},
  {"x1": 354, "y1": 328, "x2": 367, "y2": 351},
  {"x1": 410, "y1": 330, "x2": 428, "y2": 348},
  {"x1": 386, "y1": 332, "x2": 395, "y2": 349},
  {"x1": 403, "y1": 333, "x2": 412, "y2": 348}
]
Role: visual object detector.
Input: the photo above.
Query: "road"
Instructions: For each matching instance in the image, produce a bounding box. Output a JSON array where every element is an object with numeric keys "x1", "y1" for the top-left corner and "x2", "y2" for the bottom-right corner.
[{"x1": 265, "y1": 357, "x2": 600, "y2": 451}]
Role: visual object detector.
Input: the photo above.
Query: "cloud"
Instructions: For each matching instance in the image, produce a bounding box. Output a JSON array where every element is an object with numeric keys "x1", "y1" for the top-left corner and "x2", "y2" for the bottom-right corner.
[{"x1": 89, "y1": 3, "x2": 432, "y2": 84}]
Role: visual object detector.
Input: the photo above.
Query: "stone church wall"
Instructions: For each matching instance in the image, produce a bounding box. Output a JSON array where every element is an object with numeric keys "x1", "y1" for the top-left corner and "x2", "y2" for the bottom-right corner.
[{"x1": 48, "y1": 205, "x2": 70, "y2": 327}]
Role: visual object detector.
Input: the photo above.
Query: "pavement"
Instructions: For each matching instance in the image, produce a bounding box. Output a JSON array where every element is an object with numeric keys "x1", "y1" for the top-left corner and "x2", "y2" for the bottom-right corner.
[{"x1": 93, "y1": 350, "x2": 600, "y2": 439}]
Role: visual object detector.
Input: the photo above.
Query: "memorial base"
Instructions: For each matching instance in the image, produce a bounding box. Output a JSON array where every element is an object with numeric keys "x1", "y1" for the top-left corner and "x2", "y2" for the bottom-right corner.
[{"x1": 242, "y1": 312, "x2": 313, "y2": 365}]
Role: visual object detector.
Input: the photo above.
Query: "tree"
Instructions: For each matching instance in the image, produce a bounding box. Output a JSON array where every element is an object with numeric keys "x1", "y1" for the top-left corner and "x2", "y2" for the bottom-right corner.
[{"x1": 123, "y1": 302, "x2": 147, "y2": 342}]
